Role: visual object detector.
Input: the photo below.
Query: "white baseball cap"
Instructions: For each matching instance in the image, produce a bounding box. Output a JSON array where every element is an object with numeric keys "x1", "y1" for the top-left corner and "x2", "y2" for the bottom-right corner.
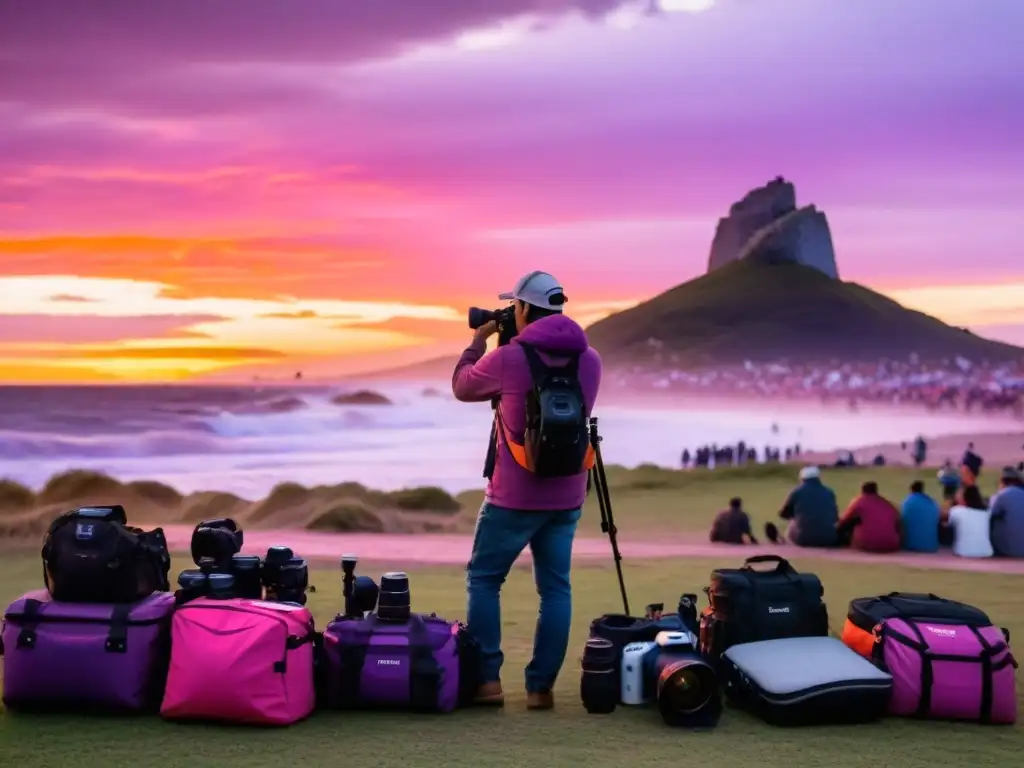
[
  {"x1": 799, "y1": 466, "x2": 820, "y2": 481},
  {"x1": 498, "y1": 271, "x2": 567, "y2": 311}
]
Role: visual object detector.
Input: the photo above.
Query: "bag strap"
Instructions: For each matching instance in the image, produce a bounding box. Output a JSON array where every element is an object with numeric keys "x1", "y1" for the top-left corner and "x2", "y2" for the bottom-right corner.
[
  {"x1": 881, "y1": 592, "x2": 946, "y2": 603},
  {"x1": 407, "y1": 613, "x2": 443, "y2": 712},
  {"x1": 105, "y1": 604, "x2": 133, "y2": 654},
  {"x1": 15, "y1": 598, "x2": 43, "y2": 649},
  {"x1": 742, "y1": 554, "x2": 795, "y2": 574},
  {"x1": 336, "y1": 620, "x2": 370, "y2": 707}
]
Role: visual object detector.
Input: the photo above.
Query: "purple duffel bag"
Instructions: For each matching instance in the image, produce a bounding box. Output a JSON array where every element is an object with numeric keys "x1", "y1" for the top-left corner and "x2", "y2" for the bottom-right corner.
[
  {"x1": 1, "y1": 588, "x2": 175, "y2": 711},
  {"x1": 323, "y1": 612, "x2": 461, "y2": 712}
]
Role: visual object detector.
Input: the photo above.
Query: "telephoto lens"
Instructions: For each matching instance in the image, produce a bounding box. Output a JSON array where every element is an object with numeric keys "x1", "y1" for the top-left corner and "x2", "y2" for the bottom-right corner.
[
  {"x1": 580, "y1": 637, "x2": 618, "y2": 714},
  {"x1": 176, "y1": 570, "x2": 209, "y2": 604},
  {"x1": 377, "y1": 571, "x2": 411, "y2": 622},
  {"x1": 207, "y1": 572, "x2": 236, "y2": 599},
  {"x1": 231, "y1": 554, "x2": 264, "y2": 599}
]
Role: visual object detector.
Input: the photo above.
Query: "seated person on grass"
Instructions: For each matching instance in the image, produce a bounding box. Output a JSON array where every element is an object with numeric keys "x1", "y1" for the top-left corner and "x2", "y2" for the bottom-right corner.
[
  {"x1": 709, "y1": 497, "x2": 759, "y2": 545},
  {"x1": 837, "y1": 481, "x2": 902, "y2": 553},
  {"x1": 940, "y1": 483, "x2": 993, "y2": 558},
  {"x1": 900, "y1": 480, "x2": 940, "y2": 553},
  {"x1": 940, "y1": 452, "x2": 984, "y2": 549},
  {"x1": 766, "y1": 466, "x2": 839, "y2": 547},
  {"x1": 990, "y1": 466, "x2": 1024, "y2": 558}
]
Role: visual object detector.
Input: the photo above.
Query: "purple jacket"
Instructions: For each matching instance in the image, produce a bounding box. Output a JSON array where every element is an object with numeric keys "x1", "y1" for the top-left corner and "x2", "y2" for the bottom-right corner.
[{"x1": 452, "y1": 314, "x2": 602, "y2": 511}]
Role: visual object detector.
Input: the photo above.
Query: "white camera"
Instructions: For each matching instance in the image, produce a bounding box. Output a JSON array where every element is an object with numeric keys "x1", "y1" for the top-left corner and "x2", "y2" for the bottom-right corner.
[{"x1": 620, "y1": 631, "x2": 700, "y2": 706}]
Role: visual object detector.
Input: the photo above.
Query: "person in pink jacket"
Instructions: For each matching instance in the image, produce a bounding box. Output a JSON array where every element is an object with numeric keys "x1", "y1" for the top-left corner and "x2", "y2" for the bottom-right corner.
[{"x1": 452, "y1": 271, "x2": 602, "y2": 711}]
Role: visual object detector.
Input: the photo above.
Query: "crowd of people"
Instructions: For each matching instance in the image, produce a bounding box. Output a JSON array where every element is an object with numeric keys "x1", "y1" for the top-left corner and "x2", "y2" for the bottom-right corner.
[
  {"x1": 708, "y1": 449, "x2": 1024, "y2": 559},
  {"x1": 614, "y1": 356, "x2": 1024, "y2": 417},
  {"x1": 681, "y1": 440, "x2": 802, "y2": 468}
]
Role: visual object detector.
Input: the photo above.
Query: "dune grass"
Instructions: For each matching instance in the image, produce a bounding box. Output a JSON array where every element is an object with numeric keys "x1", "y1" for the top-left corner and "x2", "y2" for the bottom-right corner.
[{"x1": 0, "y1": 547, "x2": 1020, "y2": 768}]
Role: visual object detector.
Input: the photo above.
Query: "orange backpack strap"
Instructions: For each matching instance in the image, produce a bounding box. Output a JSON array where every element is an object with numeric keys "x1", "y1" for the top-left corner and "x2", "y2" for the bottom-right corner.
[{"x1": 495, "y1": 407, "x2": 533, "y2": 472}]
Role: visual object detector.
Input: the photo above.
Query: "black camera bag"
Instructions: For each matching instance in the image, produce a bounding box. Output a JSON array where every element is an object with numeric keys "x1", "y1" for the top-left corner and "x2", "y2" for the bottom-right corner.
[
  {"x1": 42, "y1": 505, "x2": 171, "y2": 603},
  {"x1": 700, "y1": 555, "x2": 828, "y2": 662}
]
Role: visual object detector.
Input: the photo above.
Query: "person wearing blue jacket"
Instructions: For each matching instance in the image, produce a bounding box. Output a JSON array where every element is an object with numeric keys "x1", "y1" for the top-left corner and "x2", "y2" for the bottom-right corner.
[{"x1": 900, "y1": 480, "x2": 940, "y2": 552}]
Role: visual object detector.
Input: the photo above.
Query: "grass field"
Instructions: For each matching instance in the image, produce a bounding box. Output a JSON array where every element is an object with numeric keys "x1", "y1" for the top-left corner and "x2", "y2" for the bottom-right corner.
[
  {"x1": 456, "y1": 463, "x2": 1003, "y2": 538},
  {"x1": 1, "y1": 543, "x2": 1020, "y2": 768}
]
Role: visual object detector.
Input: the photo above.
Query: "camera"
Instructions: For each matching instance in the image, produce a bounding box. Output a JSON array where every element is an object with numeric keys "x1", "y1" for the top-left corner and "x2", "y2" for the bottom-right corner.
[
  {"x1": 341, "y1": 554, "x2": 382, "y2": 619},
  {"x1": 190, "y1": 518, "x2": 244, "y2": 571},
  {"x1": 176, "y1": 518, "x2": 310, "y2": 605},
  {"x1": 467, "y1": 305, "x2": 517, "y2": 346},
  {"x1": 262, "y1": 546, "x2": 310, "y2": 605},
  {"x1": 621, "y1": 631, "x2": 720, "y2": 727}
]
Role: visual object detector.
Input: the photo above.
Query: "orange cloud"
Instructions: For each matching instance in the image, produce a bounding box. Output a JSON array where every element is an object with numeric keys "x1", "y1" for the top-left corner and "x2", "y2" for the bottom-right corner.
[
  {"x1": 339, "y1": 315, "x2": 469, "y2": 342},
  {"x1": 66, "y1": 346, "x2": 287, "y2": 360},
  {"x1": 0, "y1": 235, "x2": 392, "y2": 301},
  {"x1": 260, "y1": 310, "x2": 321, "y2": 319},
  {"x1": 0, "y1": 363, "x2": 123, "y2": 383}
]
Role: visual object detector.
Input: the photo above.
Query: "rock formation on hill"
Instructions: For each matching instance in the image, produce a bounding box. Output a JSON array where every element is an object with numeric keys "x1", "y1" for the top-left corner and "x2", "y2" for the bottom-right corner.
[{"x1": 707, "y1": 177, "x2": 839, "y2": 279}]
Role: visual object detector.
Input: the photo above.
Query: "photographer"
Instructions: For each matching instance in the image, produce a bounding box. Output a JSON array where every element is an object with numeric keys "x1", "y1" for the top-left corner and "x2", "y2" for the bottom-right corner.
[{"x1": 452, "y1": 271, "x2": 602, "y2": 711}]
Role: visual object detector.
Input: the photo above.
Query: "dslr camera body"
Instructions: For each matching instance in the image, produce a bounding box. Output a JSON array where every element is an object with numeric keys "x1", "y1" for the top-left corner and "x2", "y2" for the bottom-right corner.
[
  {"x1": 621, "y1": 630, "x2": 720, "y2": 727},
  {"x1": 467, "y1": 305, "x2": 517, "y2": 347}
]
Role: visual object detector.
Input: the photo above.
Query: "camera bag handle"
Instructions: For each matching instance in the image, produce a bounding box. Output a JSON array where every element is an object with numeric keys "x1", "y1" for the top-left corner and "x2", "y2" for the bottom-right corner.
[
  {"x1": 880, "y1": 592, "x2": 943, "y2": 602},
  {"x1": 741, "y1": 554, "x2": 796, "y2": 574}
]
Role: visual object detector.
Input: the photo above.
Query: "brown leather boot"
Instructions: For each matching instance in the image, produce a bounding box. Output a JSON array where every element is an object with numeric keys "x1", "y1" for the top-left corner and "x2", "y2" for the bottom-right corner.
[
  {"x1": 474, "y1": 681, "x2": 505, "y2": 706},
  {"x1": 526, "y1": 690, "x2": 554, "y2": 710}
]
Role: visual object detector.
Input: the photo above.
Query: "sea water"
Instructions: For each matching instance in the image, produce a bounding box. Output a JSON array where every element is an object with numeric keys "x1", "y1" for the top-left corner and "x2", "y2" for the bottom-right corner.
[{"x1": 0, "y1": 384, "x2": 1004, "y2": 497}]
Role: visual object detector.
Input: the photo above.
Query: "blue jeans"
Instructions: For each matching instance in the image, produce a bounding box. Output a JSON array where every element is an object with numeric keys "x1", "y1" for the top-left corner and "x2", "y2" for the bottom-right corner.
[{"x1": 466, "y1": 503, "x2": 581, "y2": 693}]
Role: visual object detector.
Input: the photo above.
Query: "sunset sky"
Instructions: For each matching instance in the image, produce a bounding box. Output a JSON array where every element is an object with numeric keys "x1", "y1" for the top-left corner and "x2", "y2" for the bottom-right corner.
[{"x1": 1, "y1": 0, "x2": 1022, "y2": 382}]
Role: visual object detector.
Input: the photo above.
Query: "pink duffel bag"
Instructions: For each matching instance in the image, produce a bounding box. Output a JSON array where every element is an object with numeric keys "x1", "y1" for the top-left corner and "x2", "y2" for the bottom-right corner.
[
  {"x1": 160, "y1": 597, "x2": 316, "y2": 726},
  {"x1": 873, "y1": 617, "x2": 1017, "y2": 724}
]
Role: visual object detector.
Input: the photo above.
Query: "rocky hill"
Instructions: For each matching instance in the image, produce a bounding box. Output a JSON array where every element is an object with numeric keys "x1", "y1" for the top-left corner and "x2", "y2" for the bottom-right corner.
[
  {"x1": 707, "y1": 177, "x2": 838, "y2": 279},
  {"x1": 586, "y1": 259, "x2": 1024, "y2": 366}
]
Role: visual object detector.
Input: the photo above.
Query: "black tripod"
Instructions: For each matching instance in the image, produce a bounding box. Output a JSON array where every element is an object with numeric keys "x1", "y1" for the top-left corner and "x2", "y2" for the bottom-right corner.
[{"x1": 588, "y1": 417, "x2": 629, "y2": 616}]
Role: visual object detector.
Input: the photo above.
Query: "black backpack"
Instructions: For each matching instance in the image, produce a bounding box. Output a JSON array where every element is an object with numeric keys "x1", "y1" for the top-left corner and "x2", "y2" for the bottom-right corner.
[
  {"x1": 42, "y1": 505, "x2": 171, "y2": 603},
  {"x1": 514, "y1": 343, "x2": 590, "y2": 478}
]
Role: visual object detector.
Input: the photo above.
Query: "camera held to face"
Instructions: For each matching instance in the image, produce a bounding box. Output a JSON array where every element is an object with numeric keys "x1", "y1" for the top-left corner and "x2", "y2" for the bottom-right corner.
[{"x1": 467, "y1": 305, "x2": 518, "y2": 346}]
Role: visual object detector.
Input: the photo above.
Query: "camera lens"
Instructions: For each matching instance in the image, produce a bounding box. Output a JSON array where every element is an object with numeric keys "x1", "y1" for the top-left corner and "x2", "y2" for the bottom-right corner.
[
  {"x1": 207, "y1": 572, "x2": 236, "y2": 599},
  {"x1": 467, "y1": 307, "x2": 495, "y2": 330},
  {"x1": 231, "y1": 554, "x2": 264, "y2": 600},
  {"x1": 655, "y1": 658, "x2": 720, "y2": 726},
  {"x1": 378, "y1": 571, "x2": 411, "y2": 622},
  {"x1": 580, "y1": 637, "x2": 617, "y2": 714},
  {"x1": 176, "y1": 569, "x2": 209, "y2": 603}
]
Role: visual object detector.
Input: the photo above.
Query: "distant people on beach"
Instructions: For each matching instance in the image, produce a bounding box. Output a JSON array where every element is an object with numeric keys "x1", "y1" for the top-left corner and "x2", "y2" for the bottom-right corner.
[
  {"x1": 681, "y1": 441, "x2": 800, "y2": 469},
  {"x1": 612, "y1": 356, "x2": 1024, "y2": 418}
]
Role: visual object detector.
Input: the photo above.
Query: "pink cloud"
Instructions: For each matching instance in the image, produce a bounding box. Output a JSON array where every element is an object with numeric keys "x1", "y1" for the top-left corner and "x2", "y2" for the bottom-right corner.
[{"x1": 0, "y1": 313, "x2": 222, "y2": 345}]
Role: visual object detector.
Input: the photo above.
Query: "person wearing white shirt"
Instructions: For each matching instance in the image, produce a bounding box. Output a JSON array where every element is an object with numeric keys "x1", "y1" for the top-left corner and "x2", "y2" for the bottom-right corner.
[{"x1": 941, "y1": 484, "x2": 993, "y2": 558}]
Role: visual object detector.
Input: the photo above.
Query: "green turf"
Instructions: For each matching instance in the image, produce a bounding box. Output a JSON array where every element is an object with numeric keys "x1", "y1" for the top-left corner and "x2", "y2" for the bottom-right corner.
[{"x1": 0, "y1": 550, "x2": 1020, "y2": 768}]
